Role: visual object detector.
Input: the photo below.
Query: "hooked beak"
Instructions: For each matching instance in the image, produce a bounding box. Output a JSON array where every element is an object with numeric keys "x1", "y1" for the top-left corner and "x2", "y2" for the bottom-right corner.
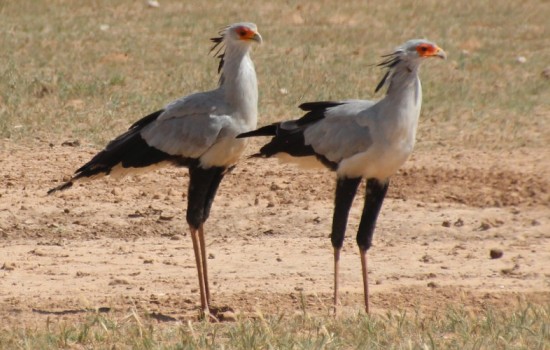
[
  {"x1": 434, "y1": 46, "x2": 447, "y2": 59},
  {"x1": 250, "y1": 32, "x2": 262, "y2": 44}
]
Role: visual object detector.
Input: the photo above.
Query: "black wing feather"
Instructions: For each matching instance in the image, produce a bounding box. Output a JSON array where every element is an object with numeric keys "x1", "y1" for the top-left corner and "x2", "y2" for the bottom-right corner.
[
  {"x1": 238, "y1": 101, "x2": 342, "y2": 170},
  {"x1": 296, "y1": 101, "x2": 343, "y2": 126},
  {"x1": 129, "y1": 109, "x2": 164, "y2": 129}
]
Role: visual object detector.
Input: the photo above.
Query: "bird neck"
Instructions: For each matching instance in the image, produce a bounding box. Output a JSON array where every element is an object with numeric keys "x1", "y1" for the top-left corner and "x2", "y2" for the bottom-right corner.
[
  {"x1": 385, "y1": 64, "x2": 421, "y2": 99},
  {"x1": 377, "y1": 63, "x2": 422, "y2": 146},
  {"x1": 220, "y1": 45, "x2": 258, "y2": 128}
]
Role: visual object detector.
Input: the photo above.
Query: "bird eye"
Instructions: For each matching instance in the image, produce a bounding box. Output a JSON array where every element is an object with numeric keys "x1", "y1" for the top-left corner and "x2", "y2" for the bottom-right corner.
[
  {"x1": 416, "y1": 44, "x2": 433, "y2": 56},
  {"x1": 237, "y1": 28, "x2": 248, "y2": 37}
]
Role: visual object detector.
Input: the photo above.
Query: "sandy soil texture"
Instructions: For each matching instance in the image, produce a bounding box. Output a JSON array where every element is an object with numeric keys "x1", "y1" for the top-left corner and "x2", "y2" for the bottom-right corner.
[{"x1": 1, "y1": 139, "x2": 549, "y2": 324}]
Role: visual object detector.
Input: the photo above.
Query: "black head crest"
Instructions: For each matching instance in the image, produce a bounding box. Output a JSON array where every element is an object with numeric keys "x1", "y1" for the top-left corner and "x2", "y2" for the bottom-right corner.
[
  {"x1": 374, "y1": 51, "x2": 401, "y2": 93},
  {"x1": 210, "y1": 27, "x2": 227, "y2": 74}
]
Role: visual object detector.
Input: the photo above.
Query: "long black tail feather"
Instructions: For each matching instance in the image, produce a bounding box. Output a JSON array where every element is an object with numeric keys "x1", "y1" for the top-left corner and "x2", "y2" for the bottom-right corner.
[
  {"x1": 48, "y1": 109, "x2": 176, "y2": 195},
  {"x1": 47, "y1": 181, "x2": 74, "y2": 195},
  {"x1": 237, "y1": 124, "x2": 278, "y2": 138}
]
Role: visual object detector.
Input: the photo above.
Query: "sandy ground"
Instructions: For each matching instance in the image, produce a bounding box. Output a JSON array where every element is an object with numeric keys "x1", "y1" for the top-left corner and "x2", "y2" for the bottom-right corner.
[{"x1": 0, "y1": 138, "x2": 549, "y2": 325}]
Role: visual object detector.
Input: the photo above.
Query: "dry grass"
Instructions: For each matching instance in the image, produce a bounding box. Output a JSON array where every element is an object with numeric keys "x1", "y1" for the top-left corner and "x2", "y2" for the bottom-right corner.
[
  {"x1": 0, "y1": 303, "x2": 548, "y2": 349},
  {"x1": 1, "y1": 0, "x2": 549, "y2": 149}
]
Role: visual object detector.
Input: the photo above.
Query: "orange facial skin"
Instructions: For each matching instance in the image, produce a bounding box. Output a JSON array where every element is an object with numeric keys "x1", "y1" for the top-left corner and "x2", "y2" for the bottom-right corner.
[
  {"x1": 236, "y1": 26, "x2": 257, "y2": 41},
  {"x1": 416, "y1": 43, "x2": 445, "y2": 58}
]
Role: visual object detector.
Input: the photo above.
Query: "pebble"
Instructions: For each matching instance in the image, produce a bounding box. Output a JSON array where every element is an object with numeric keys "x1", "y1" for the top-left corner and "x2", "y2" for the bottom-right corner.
[
  {"x1": 490, "y1": 248, "x2": 503, "y2": 259},
  {"x1": 1, "y1": 262, "x2": 16, "y2": 271},
  {"x1": 220, "y1": 311, "x2": 236, "y2": 322}
]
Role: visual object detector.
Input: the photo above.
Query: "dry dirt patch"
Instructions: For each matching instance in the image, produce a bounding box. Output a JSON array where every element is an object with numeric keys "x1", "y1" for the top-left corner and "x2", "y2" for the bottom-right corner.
[{"x1": 0, "y1": 140, "x2": 549, "y2": 325}]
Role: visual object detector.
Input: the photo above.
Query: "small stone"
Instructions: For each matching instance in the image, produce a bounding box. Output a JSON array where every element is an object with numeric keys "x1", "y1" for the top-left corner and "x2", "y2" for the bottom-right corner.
[
  {"x1": 1, "y1": 262, "x2": 16, "y2": 271},
  {"x1": 29, "y1": 249, "x2": 45, "y2": 256},
  {"x1": 490, "y1": 248, "x2": 503, "y2": 259},
  {"x1": 479, "y1": 222, "x2": 491, "y2": 231},
  {"x1": 427, "y1": 281, "x2": 438, "y2": 288},
  {"x1": 453, "y1": 218, "x2": 464, "y2": 227},
  {"x1": 61, "y1": 140, "x2": 80, "y2": 147},
  {"x1": 208, "y1": 253, "x2": 215, "y2": 259},
  {"x1": 220, "y1": 311, "x2": 236, "y2": 322},
  {"x1": 531, "y1": 219, "x2": 541, "y2": 226},
  {"x1": 442, "y1": 220, "x2": 451, "y2": 227},
  {"x1": 109, "y1": 278, "x2": 129, "y2": 285},
  {"x1": 420, "y1": 254, "x2": 434, "y2": 263},
  {"x1": 516, "y1": 56, "x2": 527, "y2": 63},
  {"x1": 147, "y1": 0, "x2": 160, "y2": 8},
  {"x1": 276, "y1": 257, "x2": 282, "y2": 262}
]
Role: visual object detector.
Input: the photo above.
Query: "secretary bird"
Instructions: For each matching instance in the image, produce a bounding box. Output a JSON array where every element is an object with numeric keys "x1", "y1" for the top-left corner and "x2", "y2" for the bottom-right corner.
[
  {"x1": 48, "y1": 22, "x2": 262, "y2": 318},
  {"x1": 239, "y1": 39, "x2": 446, "y2": 314}
]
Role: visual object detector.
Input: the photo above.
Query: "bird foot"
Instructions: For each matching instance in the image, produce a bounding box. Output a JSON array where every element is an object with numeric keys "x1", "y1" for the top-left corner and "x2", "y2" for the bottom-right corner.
[{"x1": 198, "y1": 305, "x2": 235, "y2": 322}]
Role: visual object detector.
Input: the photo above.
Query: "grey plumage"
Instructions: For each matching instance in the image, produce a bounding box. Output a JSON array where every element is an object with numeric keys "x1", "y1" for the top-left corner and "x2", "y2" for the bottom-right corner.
[
  {"x1": 48, "y1": 22, "x2": 263, "y2": 319},
  {"x1": 239, "y1": 39, "x2": 446, "y2": 314}
]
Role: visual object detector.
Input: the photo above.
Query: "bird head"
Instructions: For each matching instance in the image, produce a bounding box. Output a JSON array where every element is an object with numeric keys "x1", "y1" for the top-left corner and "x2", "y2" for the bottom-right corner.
[
  {"x1": 375, "y1": 39, "x2": 446, "y2": 93},
  {"x1": 226, "y1": 22, "x2": 263, "y2": 45},
  {"x1": 398, "y1": 39, "x2": 446, "y2": 60},
  {"x1": 210, "y1": 23, "x2": 262, "y2": 74},
  {"x1": 210, "y1": 23, "x2": 262, "y2": 50}
]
